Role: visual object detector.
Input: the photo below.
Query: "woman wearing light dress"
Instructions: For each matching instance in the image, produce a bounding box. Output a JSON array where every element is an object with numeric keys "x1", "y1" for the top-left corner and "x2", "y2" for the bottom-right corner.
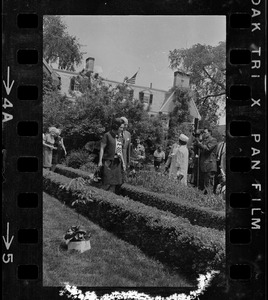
[{"x1": 43, "y1": 127, "x2": 59, "y2": 169}]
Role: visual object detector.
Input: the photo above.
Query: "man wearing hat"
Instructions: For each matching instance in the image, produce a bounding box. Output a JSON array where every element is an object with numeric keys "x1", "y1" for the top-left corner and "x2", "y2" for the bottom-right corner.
[
  {"x1": 175, "y1": 133, "x2": 189, "y2": 186},
  {"x1": 195, "y1": 128, "x2": 218, "y2": 194},
  {"x1": 120, "y1": 117, "x2": 131, "y2": 170}
]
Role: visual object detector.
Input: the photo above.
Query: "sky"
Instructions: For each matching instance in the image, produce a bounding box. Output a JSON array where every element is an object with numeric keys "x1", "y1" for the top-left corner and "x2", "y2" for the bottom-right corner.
[{"x1": 60, "y1": 16, "x2": 226, "y2": 124}]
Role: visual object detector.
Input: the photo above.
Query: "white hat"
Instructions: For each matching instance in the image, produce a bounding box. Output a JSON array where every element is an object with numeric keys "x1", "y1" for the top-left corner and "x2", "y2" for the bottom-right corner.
[
  {"x1": 120, "y1": 117, "x2": 128, "y2": 124},
  {"x1": 49, "y1": 127, "x2": 60, "y2": 135},
  {"x1": 179, "y1": 133, "x2": 189, "y2": 143}
]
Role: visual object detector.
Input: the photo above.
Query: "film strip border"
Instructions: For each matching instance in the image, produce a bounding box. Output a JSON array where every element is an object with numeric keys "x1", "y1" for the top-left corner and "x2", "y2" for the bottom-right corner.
[
  {"x1": 227, "y1": 3, "x2": 266, "y2": 299},
  {"x1": 2, "y1": 1, "x2": 266, "y2": 300}
]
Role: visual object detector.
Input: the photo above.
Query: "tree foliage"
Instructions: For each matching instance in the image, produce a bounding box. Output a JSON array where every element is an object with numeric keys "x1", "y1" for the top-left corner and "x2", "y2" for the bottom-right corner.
[
  {"x1": 43, "y1": 16, "x2": 83, "y2": 71},
  {"x1": 167, "y1": 87, "x2": 192, "y2": 142},
  {"x1": 169, "y1": 42, "x2": 226, "y2": 126},
  {"x1": 43, "y1": 74, "x2": 166, "y2": 152}
]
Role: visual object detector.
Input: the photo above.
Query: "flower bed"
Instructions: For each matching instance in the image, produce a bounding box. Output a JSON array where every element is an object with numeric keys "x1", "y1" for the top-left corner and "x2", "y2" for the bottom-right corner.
[
  {"x1": 54, "y1": 165, "x2": 225, "y2": 230},
  {"x1": 43, "y1": 169, "x2": 225, "y2": 279}
]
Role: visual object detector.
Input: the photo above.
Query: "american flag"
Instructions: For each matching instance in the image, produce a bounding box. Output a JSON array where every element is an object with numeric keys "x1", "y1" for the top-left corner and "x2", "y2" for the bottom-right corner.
[{"x1": 125, "y1": 70, "x2": 139, "y2": 84}]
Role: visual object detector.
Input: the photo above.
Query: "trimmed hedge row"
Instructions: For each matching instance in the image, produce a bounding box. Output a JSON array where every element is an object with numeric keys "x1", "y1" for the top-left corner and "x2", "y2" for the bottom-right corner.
[
  {"x1": 43, "y1": 169, "x2": 225, "y2": 279},
  {"x1": 54, "y1": 164, "x2": 92, "y2": 180},
  {"x1": 120, "y1": 184, "x2": 225, "y2": 231},
  {"x1": 54, "y1": 165, "x2": 225, "y2": 230}
]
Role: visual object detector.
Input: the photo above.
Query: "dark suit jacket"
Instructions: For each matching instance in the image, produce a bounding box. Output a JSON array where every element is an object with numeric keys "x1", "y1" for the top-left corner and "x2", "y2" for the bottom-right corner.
[
  {"x1": 198, "y1": 136, "x2": 218, "y2": 173},
  {"x1": 122, "y1": 130, "x2": 131, "y2": 165}
]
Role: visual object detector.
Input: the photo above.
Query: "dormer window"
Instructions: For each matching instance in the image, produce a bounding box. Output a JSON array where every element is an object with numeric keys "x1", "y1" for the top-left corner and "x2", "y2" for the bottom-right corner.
[{"x1": 139, "y1": 90, "x2": 153, "y2": 104}]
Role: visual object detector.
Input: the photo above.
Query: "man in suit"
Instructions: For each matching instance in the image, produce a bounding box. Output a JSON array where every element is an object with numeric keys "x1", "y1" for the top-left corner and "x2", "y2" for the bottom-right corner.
[
  {"x1": 214, "y1": 133, "x2": 226, "y2": 192},
  {"x1": 195, "y1": 128, "x2": 218, "y2": 194},
  {"x1": 120, "y1": 117, "x2": 132, "y2": 170}
]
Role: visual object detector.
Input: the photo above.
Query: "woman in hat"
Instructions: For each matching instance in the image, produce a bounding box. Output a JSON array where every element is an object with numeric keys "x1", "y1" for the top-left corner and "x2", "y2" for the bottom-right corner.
[
  {"x1": 43, "y1": 126, "x2": 59, "y2": 170},
  {"x1": 98, "y1": 118, "x2": 126, "y2": 193}
]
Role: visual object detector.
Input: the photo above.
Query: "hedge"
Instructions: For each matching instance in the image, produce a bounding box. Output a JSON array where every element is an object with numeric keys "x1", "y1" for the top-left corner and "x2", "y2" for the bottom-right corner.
[
  {"x1": 54, "y1": 164, "x2": 92, "y2": 180},
  {"x1": 43, "y1": 169, "x2": 225, "y2": 279},
  {"x1": 120, "y1": 184, "x2": 225, "y2": 231},
  {"x1": 54, "y1": 165, "x2": 225, "y2": 230}
]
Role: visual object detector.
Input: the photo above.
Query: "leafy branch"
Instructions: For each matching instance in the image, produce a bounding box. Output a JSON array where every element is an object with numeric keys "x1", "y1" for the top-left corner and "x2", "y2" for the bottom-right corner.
[{"x1": 59, "y1": 177, "x2": 94, "y2": 224}]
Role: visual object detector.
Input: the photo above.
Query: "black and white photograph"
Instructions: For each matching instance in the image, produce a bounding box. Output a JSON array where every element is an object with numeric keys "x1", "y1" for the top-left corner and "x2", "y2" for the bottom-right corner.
[
  {"x1": 2, "y1": 0, "x2": 267, "y2": 299},
  {"x1": 42, "y1": 15, "x2": 226, "y2": 288}
]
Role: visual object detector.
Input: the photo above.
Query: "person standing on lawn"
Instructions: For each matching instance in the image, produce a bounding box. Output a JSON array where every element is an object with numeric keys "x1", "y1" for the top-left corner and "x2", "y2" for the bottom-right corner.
[
  {"x1": 214, "y1": 133, "x2": 226, "y2": 193},
  {"x1": 153, "y1": 145, "x2": 165, "y2": 171},
  {"x1": 132, "y1": 138, "x2": 146, "y2": 170},
  {"x1": 215, "y1": 133, "x2": 226, "y2": 198},
  {"x1": 175, "y1": 134, "x2": 189, "y2": 186},
  {"x1": 43, "y1": 126, "x2": 59, "y2": 170},
  {"x1": 165, "y1": 140, "x2": 180, "y2": 179},
  {"x1": 98, "y1": 118, "x2": 126, "y2": 193},
  {"x1": 120, "y1": 117, "x2": 131, "y2": 170},
  {"x1": 195, "y1": 128, "x2": 218, "y2": 194},
  {"x1": 51, "y1": 128, "x2": 67, "y2": 171}
]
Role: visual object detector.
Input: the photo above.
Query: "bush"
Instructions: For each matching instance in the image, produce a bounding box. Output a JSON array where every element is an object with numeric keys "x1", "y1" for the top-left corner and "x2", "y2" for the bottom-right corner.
[
  {"x1": 126, "y1": 170, "x2": 225, "y2": 211},
  {"x1": 64, "y1": 149, "x2": 91, "y2": 169},
  {"x1": 120, "y1": 184, "x2": 225, "y2": 231},
  {"x1": 43, "y1": 169, "x2": 225, "y2": 279},
  {"x1": 53, "y1": 165, "x2": 225, "y2": 230},
  {"x1": 79, "y1": 160, "x2": 99, "y2": 174},
  {"x1": 54, "y1": 165, "x2": 92, "y2": 179}
]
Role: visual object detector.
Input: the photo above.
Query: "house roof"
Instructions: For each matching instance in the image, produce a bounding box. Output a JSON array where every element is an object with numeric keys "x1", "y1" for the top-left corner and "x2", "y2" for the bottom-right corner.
[
  {"x1": 159, "y1": 90, "x2": 201, "y2": 120},
  {"x1": 43, "y1": 59, "x2": 61, "y2": 82},
  {"x1": 43, "y1": 58, "x2": 54, "y2": 74},
  {"x1": 159, "y1": 91, "x2": 175, "y2": 112}
]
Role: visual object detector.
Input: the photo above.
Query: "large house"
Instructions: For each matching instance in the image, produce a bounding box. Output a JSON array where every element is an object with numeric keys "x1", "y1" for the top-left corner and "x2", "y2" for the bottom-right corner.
[{"x1": 43, "y1": 57, "x2": 201, "y2": 123}]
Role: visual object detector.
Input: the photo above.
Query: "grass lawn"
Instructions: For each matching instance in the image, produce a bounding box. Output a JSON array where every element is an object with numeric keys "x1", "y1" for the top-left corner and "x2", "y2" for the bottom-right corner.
[{"x1": 43, "y1": 192, "x2": 193, "y2": 287}]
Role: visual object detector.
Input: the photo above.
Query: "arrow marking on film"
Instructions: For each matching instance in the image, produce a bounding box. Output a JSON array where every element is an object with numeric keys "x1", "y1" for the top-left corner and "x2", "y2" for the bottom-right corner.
[
  {"x1": 3, "y1": 67, "x2": 15, "y2": 95},
  {"x1": 2, "y1": 222, "x2": 14, "y2": 250}
]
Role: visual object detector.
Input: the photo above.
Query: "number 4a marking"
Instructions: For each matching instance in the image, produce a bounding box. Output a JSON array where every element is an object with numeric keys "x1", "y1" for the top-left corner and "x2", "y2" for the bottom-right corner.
[{"x1": 2, "y1": 98, "x2": 13, "y2": 109}]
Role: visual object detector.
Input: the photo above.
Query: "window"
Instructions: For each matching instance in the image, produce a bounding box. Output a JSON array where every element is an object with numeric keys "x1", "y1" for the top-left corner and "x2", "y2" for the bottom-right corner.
[
  {"x1": 128, "y1": 89, "x2": 134, "y2": 100},
  {"x1": 149, "y1": 94, "x2": 153, "y2": 104},
  {"x1": 140, "y1": 91, "x2": 153, "y2": 104},
  {"x1": 74, "y1": 83, "x2": 80, "y2": 91}
]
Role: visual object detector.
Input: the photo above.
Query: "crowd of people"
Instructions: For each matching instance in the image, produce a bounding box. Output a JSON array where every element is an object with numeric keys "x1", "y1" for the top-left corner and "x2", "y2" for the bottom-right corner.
[{"x1": 43, "y1": 118, "x2": 226, "y2": 198}]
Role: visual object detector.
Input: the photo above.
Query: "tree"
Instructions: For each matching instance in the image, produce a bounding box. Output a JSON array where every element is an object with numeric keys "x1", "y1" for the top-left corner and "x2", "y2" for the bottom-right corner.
[
  {"x1": 43, "y1": 16, "x2": 83, "y2": 71},
  {"x1": 43, "y1": 71, "x2": 59, "y2": 96},
  {"x1": 43, "y1": 90, "x2": 70, "y2": 132},
  {"x1": 167, "y1": 87, "x2": 191, "y2": 140},
  {"x1": 168, "y1": 42, "x2": 226, "y2": 127}
]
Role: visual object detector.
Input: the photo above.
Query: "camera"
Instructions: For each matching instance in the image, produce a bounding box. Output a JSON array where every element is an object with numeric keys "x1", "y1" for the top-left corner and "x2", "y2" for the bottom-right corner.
[{"x1": 192, "y1": 129, "x2": 204, "y2": 138}]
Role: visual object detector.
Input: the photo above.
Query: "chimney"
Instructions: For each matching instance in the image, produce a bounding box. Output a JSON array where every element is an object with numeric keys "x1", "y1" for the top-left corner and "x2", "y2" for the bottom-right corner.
[
  {"x1": 173, "y1": 70, "x2": 190, "y2": 89},
  {"x1": 85, "y1": 57, "x2": 95, "y2": 77},
  {"x1": 150, "y1": 83, "x2": 152, "y2": 89}
]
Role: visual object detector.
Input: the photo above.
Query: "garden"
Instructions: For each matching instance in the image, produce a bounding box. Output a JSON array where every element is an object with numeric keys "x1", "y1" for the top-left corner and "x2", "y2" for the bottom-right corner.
[
  {"x1": 43, "y1": 154, "x2": 225, "y2": 287},
  {"x1": 43, "y1": 16, "x2": 226, "y2": 289}
]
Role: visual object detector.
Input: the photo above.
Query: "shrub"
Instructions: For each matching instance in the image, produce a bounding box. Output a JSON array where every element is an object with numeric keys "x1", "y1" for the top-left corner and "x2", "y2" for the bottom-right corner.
[
  {"x1": 126, "y1": 170, "x2": 225, "y2": 211},
  {"x1": 64, "y1": 149, "x2": 91, "y2": 169},
  {"x1": 120, "y1": 184, "x2": 225, "y2": 231},
  {"x1": 54, "y1": 165, "x2": 92, "y2": 179},
  {"x1": 43, "y1": 169, "x2": 225, "y2": 279},
  {"x1": 53, "y1": 165, "x2": 225, "y2": 230},
  {"x1": 79, "y1": 160, "x2": 99, "y2": 174}
]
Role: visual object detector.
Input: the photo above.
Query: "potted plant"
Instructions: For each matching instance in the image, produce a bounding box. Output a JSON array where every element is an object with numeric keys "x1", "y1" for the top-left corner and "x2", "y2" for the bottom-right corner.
[{"x1": 60, "y1": 177, "x2": 94, "y2": 253}]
